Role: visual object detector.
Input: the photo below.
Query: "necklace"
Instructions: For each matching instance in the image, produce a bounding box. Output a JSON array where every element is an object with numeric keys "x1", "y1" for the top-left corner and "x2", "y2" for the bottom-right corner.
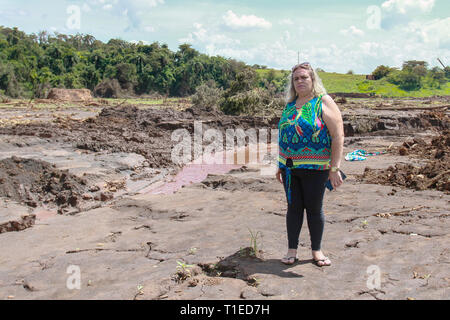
[{"x1": 295, "y1": 95, "x2": 314, "y2": 109}]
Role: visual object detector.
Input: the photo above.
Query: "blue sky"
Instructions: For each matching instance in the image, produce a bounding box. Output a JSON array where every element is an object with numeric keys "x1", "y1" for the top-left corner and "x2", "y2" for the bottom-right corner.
[{"x1": 0, "y1": 0, "x2": 449, "y2": 73}]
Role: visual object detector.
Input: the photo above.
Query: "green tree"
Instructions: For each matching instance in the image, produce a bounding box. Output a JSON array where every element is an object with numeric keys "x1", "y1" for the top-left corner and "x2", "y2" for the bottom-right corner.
[
  {"x1": 402, "y1": 60, "x2": 428, "y2": 72},
  {"x1": 427, "y1": 67, "x2": 447, "y2": 88},
  {"x1": 175, "y1": 44, "x2": 200, "y2": 64},
  {"x1": 220, "y1": 68, "x2": 259, "y2": 115},
  {"x1": 225, "y1": 68, "x2": 257, "y2": 96},
  {"x1": 110, "y1": 62, "x2": 137, "y2": 90},
  {"x1": 412, "y1": 65, "x2": 427, "y2": 77},
  {"x1": 62, "y1": 49, "x2": 79, "y2": 71},
  {"x1": 372, "y1": 65, "x2": 393, "y2": 80},
  {"x1": 78, "y1": 64, "x2": 100, "y2": 90},
  {"x1": 0, "y1": 61, "x2": 20, "y2": 97},
  {"x1": 388, "y1": 70, "x2": 422, "y2": 91},
  {"x1": 444, "y1": 66, "x2": 450, "y2": 79}
]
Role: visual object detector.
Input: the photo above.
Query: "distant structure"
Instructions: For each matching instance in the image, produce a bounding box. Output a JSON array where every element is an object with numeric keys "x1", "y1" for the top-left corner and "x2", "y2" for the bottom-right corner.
[
  {"x1": 366, "y1": 75, "x2": 375, "y2": 80},
  {"x1": 46, "y1": 88, "x2": 93, "y2": 102}
]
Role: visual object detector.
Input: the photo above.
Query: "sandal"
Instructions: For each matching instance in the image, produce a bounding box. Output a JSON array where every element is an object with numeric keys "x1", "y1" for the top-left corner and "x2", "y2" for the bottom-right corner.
[
  {"x1": 313, "y1": 256, "x2": 331, "y2": 267},
  {"x1": 281, "y1": 256, "x2": 298, "y2": 265}
]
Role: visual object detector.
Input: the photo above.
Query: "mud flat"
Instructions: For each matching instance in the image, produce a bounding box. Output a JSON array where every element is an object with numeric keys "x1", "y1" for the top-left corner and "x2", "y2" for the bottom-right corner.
[{"x1": 0, "y1": 97, "x2": 449, "y2": 300}]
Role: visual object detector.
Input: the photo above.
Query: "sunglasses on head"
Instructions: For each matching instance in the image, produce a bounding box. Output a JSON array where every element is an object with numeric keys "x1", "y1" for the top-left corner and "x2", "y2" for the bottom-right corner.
[{"x1": 292, "y1": 62, "x2": 311, "y2": 71}]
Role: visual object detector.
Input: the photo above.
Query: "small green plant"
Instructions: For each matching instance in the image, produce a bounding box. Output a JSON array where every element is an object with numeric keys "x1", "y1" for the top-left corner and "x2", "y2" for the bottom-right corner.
[
  {"x1": 133, "y1": 284, "x2": 145, "y2": 299},
  {"x1": 175, "y1": 260, "x2": 195, "y2": 282},
  {"x1": 176, "y1": 260, "x2": 194, "y2": 273},
  {"x1": 248, "y1": 228, "x2": 263, "y2": 257},
  {"x1": 361, "y1": 220, "x2": 369, "y2": 228},
  {"x1": 137, "y1": 285, "x2": 144, "y2": 294}
]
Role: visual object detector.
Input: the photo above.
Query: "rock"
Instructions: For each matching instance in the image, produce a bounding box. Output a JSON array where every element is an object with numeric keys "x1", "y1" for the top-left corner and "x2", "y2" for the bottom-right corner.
[
  {"x1": 335, "y1": 97, "x2": 347, "y2": 104},
  {"x1": 89, "y1": 185, "x2": 100, "y2": 192},
  {"x1": 38, "y1": 132, "x2": 52, "y2": 138},
  {"x1": 240, "y1": 286, "x2": 260, "y2": 299},
  {"x1": 82, "y1": 193, "x2": 92, "y2": 200},
  {"x1": 377, "y1": 120, "x2": 399, "y2": 131},
  {"x1": 343, "y1": 122, "x2": 355, "y2": 137},
  {"x1": 57, "y1": 207, "x2": 79, "y2": 215},
  {"x1": 68, "y1": 195, "x2": 78, "y2": 207},
  {"x1": 156, "y1": 121, "x2": 184, "y2": 130},
  {"x1": 399, "y1": 147, "x2": 409, "y2": 156},
  {"x1": 100, "y1": 192, "x2": 113, "y2": 202},
  {"x1": 25, "y1": 200, "x2": 37, "y2": 208},
  {"x1": 0, "y1": 214, "x2": 36, "y2": 234},
  {"x1": 257, "y1": 283, "x2": 282, "y2": 297}
]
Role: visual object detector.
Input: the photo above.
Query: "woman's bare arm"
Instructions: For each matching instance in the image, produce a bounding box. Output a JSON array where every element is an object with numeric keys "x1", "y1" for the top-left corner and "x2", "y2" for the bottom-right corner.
[{"x1": 321, "y1": 95, "x2": 345, "y2": 188}]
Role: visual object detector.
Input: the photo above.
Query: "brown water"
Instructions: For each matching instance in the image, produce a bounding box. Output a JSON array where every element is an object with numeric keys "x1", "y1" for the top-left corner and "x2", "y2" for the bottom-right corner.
[{"x1": 142, "y1": 143, "x2": 277, "y2": 195}]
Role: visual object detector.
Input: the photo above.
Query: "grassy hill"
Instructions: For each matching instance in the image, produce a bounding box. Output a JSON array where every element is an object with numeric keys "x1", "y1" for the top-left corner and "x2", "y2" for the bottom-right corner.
[
  {"x1": 317, "y1": 72, "x2": 366, "y2": 93},
  {"x1": 256, "y1": 68, "x2": 450, "y2": 97},
  {"x1": 318, "y1": 72, "x2": 450, "y2": 97}
]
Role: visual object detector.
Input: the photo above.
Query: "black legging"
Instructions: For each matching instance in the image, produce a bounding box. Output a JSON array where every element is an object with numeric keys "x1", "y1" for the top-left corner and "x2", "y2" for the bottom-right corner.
[{"x1": 281, "y1": 168, "x2": 329, "y2": 251}]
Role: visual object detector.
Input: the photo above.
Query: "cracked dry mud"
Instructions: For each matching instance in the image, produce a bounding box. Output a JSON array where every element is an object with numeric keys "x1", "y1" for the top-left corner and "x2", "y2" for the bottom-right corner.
[{"x1": 0, "y1": 97, "x2": 449, "y2": 300}]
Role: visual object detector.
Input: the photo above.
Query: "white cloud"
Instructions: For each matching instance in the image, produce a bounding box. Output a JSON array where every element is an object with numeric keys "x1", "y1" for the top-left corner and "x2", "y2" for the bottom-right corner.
[
  {"x1": 85, "y1": 0, "x2": 446, "y2": 74},
  {"x1": 144, "y1": 25, "x2": 155, "y2": 32},
  {"x1": 132, "y1": 0, "x2": 164, "y2": 7},
  {"x1": 297, "y1": 25, "x2": 320, "y2": 34},
  {"x1": 87, "y1": 0, "x2": 164, "y2": 31},
  {"x1": 178, "y1": 34, "x2": 194, "y2": 44},
  {"x1": 82, "y1": 3, "x2": 92, "y2": 12},
  {"x1": 279, "y1": 18, "x2": 294, "y2": 25},
  {"x1": 130, "y1": 39, "x2": 150, "y2": 45},
  {"x1": 359, "y1": 42, "x2": 382, "y2": 57},
  {"x1": 379, "y1": 0, "x2": 435, "y2": 30},
  {"x1": 381, "y1": 0, "x2": 435, "y2": 14},
  {"x1": 205, "y1": 45, "x2": 255, "y2": 62},
  {"x1": 178, "y1": 23, "x2": 240, "y2": 47},
  {"x1": 222, "y1": 10, "x2": 272, "y2": 30},
  {"x1": 199, "y1": 38, "x2": 298, "y2": 70},
  {"x1": 306, "y1": 25, "x2": 449, "y2": 74},
  {"x1": 340, "y1": 25, "x2": 365, "y2": 36},
  {"x1": 405, "y1": 17, "x2": 450, "y2": 48}
]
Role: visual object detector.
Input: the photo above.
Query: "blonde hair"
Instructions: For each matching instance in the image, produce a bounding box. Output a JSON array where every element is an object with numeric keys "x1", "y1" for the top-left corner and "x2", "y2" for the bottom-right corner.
[{"x1": 285, "y1": 64, "x2": 327, "y2": 104}]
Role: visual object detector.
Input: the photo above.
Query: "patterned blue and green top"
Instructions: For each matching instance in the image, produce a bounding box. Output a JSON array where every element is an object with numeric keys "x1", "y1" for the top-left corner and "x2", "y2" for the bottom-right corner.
[{"x1": 278, "y1": 94, "x2": 331, "y2": 203}]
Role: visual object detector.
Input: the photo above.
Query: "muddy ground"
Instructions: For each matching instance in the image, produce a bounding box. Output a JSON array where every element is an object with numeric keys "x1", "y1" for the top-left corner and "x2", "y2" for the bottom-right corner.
[{"x1": 0, "y1": 96, "x2": 449, "y2": 300}]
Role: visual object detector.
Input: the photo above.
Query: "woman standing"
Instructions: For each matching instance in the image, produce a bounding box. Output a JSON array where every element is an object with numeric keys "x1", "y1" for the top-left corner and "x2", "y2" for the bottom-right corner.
[{"x1": 276, "y1": 62, "x2": 344, "y2": 267}]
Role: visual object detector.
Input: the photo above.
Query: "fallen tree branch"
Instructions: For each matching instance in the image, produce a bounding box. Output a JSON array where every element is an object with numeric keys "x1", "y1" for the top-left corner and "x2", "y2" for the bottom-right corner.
[
  {"x1": 373, "y1": 205, "x2": 429, "y2": 218},
  {"x1": 423, "y1": 170, "x2": 450, "y2": 189},
  {"x1": 374, "y1": 105, "x2": 449, "y2": 111}
]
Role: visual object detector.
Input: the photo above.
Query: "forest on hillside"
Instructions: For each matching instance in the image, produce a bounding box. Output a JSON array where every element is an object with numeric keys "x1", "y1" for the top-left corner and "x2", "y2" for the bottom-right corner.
[
  {"x1": 0, "y1": 26, "x2": 290, "y2": 101},
  {"x1": 1, "y1": 26, "x2": 449, "y2": 115}
]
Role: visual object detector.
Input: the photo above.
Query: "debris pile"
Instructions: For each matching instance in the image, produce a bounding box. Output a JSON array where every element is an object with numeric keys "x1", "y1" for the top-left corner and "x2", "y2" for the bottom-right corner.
[
  {"x1": 0, "y1": 156, "x2": 116, "y2": 213},
  {"x1": 362, "y1": 129, "x2": 450, "y2": 193},
  {"x1": 46, "y1": 88, "x2": 93, "y2": 102}
]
